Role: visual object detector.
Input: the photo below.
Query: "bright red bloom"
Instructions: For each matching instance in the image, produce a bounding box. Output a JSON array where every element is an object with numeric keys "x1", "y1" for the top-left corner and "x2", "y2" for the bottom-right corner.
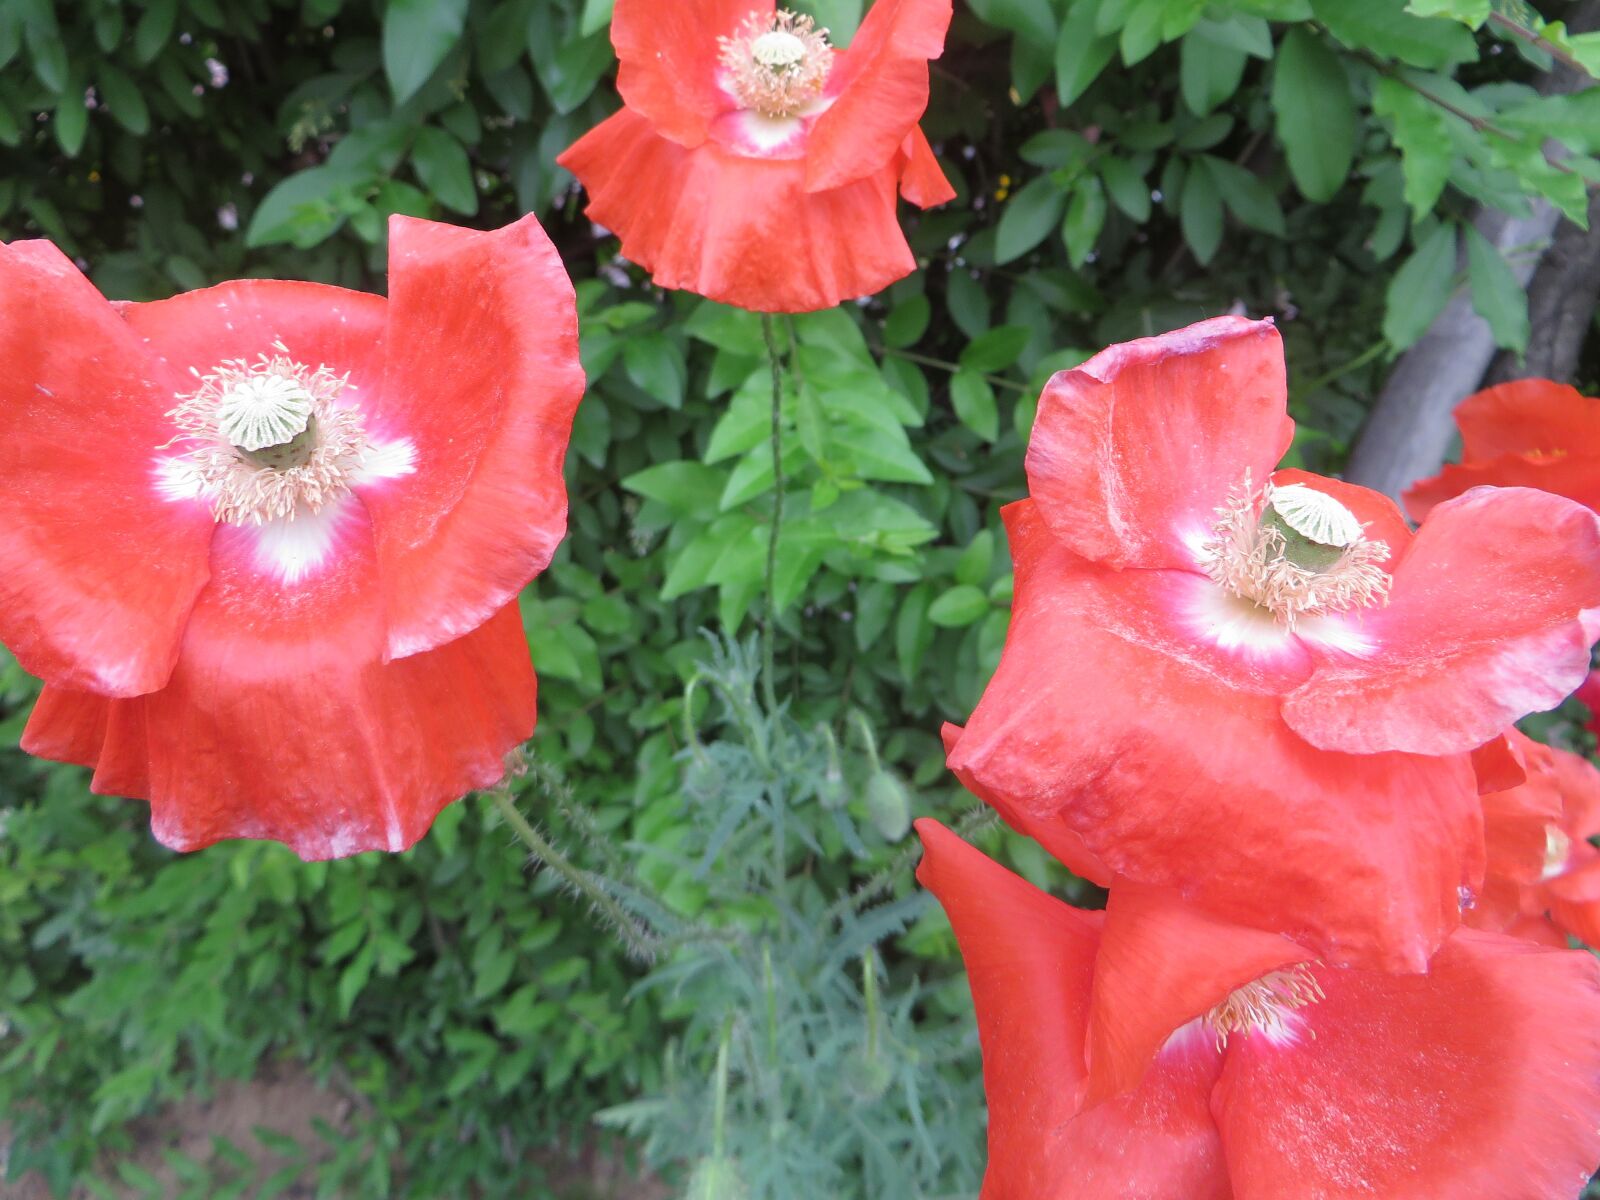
[
  {"x1": 945, "y1": 317, "x2": 1600, "y2": 969},
  {"x1": 917, "y1": 819, "x2": 1600, "y2": 1200},
  {"x1": 1405, "y1": 379, "x2": 1600, "y2": 523},
  {"x1": 556, "y1": 0, "x2": 955, "y2": 313},
  {"x1": 3, "y1": 216, "x2": 583, "y2": 859},
  {"x1": 1472, "y1": 730, "x2": 1600, "y2": 947}
]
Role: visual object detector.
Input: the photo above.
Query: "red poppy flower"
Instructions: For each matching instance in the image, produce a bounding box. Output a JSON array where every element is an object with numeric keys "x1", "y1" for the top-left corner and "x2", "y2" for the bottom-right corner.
[
  {"x1": 4, "y1": 215, "x2": 583, "y2": 859},
  {"x1": 1405, "y1": 379, "x2": 1600, "y2": 522},
  {"x1": 917, "y1": 818, "x2": 1600, "y2": 1200},
  {"x1": 945, "y1": 317, "x2": 1600, "y2": 970},
  {"x1": 556, "y1": 0, "x2": 955, "y2": 313},
  {"x1": 1471, "y1": 730, "x2": 1600, "y2": 947}
]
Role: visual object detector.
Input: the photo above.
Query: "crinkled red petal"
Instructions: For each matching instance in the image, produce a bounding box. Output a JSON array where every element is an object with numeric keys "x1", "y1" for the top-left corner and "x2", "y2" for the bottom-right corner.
[
  {"x1": 1284, "y1": 487, "x2": 1600, "y2": 755},
  {"x1": 1086, "y1": 881, "x2": 1307, "y2": 1104},
  {"x1": 1214, "y1": 928, "x2": 1600, "y2": 1200},
  {"x1": 804, "y1": 0, "x2": 952, "y2": 193},
  {"x1": 1026, "y1": 317, "x2": 1293, "y2": 571},
  {"x1": 560, "y1": 109, "x2": 917, "y2": 312},
  {"x1": 362, "y1": 215, "x2": 583, "y2": 660},
  {"x1": 0, "y1": 241, "x2": 214, "y2": 696},
  {"x1": 950, "y1": 501, "x2": 1482, "y2": 970},
  {"x1": 611, "y1": 0, "x2": 757, "y2": 146}
]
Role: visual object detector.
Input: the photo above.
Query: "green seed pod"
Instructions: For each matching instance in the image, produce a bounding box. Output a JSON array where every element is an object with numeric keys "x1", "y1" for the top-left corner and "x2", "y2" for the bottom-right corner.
[{"x1": 865, "y1": 770, "x2": 911, "y2": 842}]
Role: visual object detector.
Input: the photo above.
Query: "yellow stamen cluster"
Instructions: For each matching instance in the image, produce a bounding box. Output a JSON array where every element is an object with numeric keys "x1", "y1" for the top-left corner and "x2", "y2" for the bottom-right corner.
[
  {"x1": 1206, "y1": 965, "x2": 1324, "y2": 1050},
  {"x1": 168, "y1": 345, "x2": 370, "y2": 526},
  {"x1": 718, "y1": 9, "x2": 833, "y2": 119},
  {"x1": 1202, "y1": 477, "x2": 1392, "y2": 626}
]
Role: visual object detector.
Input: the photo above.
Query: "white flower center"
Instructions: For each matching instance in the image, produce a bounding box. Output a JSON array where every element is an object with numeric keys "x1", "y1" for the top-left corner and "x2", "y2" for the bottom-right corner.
[
  {"x1": 1267, "y1": 483, "x2": 1364, "y2": 548},
  {"x1": 1206, "y1": 965, "x2": 1323, "y2": 1049},
  {"x1": 752, "y1": 29, "x2": 807, "y2": 69},
  {"x1": 215, "y1": 373, "x2": 315, "y2": 452},
  {"x1": 719, "y1": 9, "x2": 834, "y2": 119}
]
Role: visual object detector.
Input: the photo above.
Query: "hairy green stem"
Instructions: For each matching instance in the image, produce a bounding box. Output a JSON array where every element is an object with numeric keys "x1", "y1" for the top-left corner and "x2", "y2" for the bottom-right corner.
[{"x1": 760, "y1": 314, "x2": 785, "y2": 715}]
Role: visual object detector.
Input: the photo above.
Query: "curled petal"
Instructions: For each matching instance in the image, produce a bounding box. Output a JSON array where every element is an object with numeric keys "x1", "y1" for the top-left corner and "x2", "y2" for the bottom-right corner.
[
  {"x1": 1283, "y1": 487, "x2": 1600, "y2": 756},
  {"x1": 0, "y1": 241, "x2": 214, "y2": 696},
  {"x1": 1215, "y1": 929, "x2": 1600, "y2": 1200},
  {"x1": 896, "y1": 126, "x2": 956, "y2": 208},
  {"x1": 1026, "y1": 317, "x2": 1293, "y2": 571}
]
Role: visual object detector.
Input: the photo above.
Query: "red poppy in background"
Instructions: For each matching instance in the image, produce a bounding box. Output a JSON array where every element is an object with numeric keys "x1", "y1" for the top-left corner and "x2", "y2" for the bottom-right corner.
[
  {"x1": 1405, "y1": 378, "x2": 1600, "y2": 522},
  {"x1": 1472, "y1": 731, "x2": 1600, "y2": 948},
  {"x1": 917, "y1": 819, "x2": 1600, "y2": 1200},
  {"x1": 557, "y1": 0, "x2": 955, "y2": 313},
  {"x1": 3, "y1": 215, "x2": 583, "y2": 860},
  {"x1": 945, "y1": 317, "x2": 1600, "y2": 970}
]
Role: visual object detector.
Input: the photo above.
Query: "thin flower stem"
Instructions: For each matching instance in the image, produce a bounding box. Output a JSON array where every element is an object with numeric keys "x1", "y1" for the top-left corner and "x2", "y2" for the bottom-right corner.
[
  {"x1": 760, "y1": 313, "x2": 785, "y2": 715},
  {"x1": 1487, "y1": 11, "x2": 1592, "y2": 78},
  {"x1": 486, "y1": 784, "x2": 658, "y2": 963},
  {"x1": 878, "y1": 344, "x2": 1032, "y2": 394}
]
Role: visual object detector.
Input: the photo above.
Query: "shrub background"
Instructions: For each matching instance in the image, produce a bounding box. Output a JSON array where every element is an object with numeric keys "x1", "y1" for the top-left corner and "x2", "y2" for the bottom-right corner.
[{"x1": 2, "y1": 0, "x2": 1597, "y2": 1195}]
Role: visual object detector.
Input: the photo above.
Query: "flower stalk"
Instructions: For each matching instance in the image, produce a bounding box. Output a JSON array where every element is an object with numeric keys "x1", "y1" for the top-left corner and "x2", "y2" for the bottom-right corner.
[{"x1": 760, "y1": 313, "x2": 786, "y2": 715}]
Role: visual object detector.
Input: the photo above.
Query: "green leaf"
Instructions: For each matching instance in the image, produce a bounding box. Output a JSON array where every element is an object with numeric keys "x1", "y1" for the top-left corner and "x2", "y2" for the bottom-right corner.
[
  {"x1": 896, "y1": 583, "x2": 934, "y2": 678},
  {"x1": 1180, "y1": 158, "x2": 1223, "y2": 264},
  {"x1": 529, "y1": 15, "x2": 614, "y2": 114},
  {"x1": 622, "y1": 462, "x2": 725, "y2": 514},
  {"x1": 1312, "y1": 0, "x2": 1477, "y2": 67},
  {"x1": 995, "y1": 175, "x2": 1066, "y2": 264},
  {"x1": 623, "y1": 334, "x2": 688, "y2": 408},
  {"x1": 1100, "y1": 156, "x2": 1151, "y2": 221},
  {"x1": 884, "y1": 295, "x2": 931, "y2": 348},
  {"x1": 53, "y1": 91, "x2": 87, "y2": 158},
  {"x1": 98, "y1": 64, "x2": 150, "y2": 135},
  {"x1": 246, "y1": 167, "x2": 349, "y2": 248},
  {"x1": 383, "y1": 0, "x2": 468, "y2": 104},
  {"x1": 950, "y1": 370, "x2": 999, "y2": 442},
  {"x1": 960, "y1": 325, "x2": 1029, "y2": 373},
  {"x1": 1372, "y1": 77, "x2": 1453, "y2": 220},
  {"x1": 1272, "y1": 28, "x2": 1356, "y2": 202},
  {"x1": 134, "y1": 0, "x2": 178, "y2": 63},
  {"x1": 1062, "y1": 176, "x2": 1107, "y2": 269},
  {"x1": 1055, "y1": 0, "x2": 1118, "y2": 105},
  {"x1": 411, "y1": 126, "x2": 477, "y2": 214},
  {"x1": 1180, "y1": 24, "x2": 1247, "y2": 115},
  {"x1": 1201, "y1": 156, "x2": 1286, "y2": 237},
  {"x1": 1464, "y1": 224, "x2": 1529, "y2": 353},
  {"x1": 928, "y1": 585, "x2": 990, "y2": 627},
  {"x1": 1404, "y1": 0, "x2": 1489, "y2": 28},
  {"x1": 1383, "y1": 222, "x2": 1458, "y2": 349},
  {"x1": 954, "y1": 529, "x2": 996, "y2": 587}
]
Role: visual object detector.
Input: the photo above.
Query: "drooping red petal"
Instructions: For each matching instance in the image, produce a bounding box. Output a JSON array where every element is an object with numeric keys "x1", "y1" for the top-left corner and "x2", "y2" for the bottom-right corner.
[
  {"x1": 1547, "y1": 858, "x2": 1600, "y2": 947},
  {"x1": 610, "y1": 0, "x2": 757, "y2": 147},
  {"x1": 1481, "y1": 733, "x2": 1563, "y2": 886},
  {"x1": 895, "y1": 126, "x2": 956, "y2": 207},
  {"x1": 1469, "y1": 731, "x2": 1527, "y2": 794},
  {"x1": 1283, "y1": 487, "x2": 1600, "y2": 756},
  {"x1": 1026, "y1": 317, "x2": 1293, "y2": 572},
  {"x1": 914, "y1": 818, "x2": 1100, "y2": 1199},
  {"x1": 916, "y1": 822, "x2": 1229, "y2": 1200},
  {"x1": 1551, "y1": 739, "x2": 1600, "y2": 840},
  {"x1": 1214, "y1": 928, "x2": 1600, "y2": 1200},
  {"x1": 559, "y1": 109, "x2": 919, "y2": 313},
  {"x1": 21, "y1": 684, "x2": 109, "y2": 767},
  {"x1": 804, "y1": 0, "x2": 952, "y2": 194},
  {"x1": 82, "y1": 508, "x2": 535, "y2": 860},
  {"x1": 1455, "y1": 379, "x2": 1600, "y2": 462},
  {"x1": 0, "y1": 241, "x2": 214, "y2": 696},
  {"x1": 949, "y1": 501, "x2": 1482, "y2": 970},
  {"x1": 1086, "y1": 881, "x2": 1307, "y2": 1105},
  {"x1": 1405, "y1": 454, "x2": 1600, "y2": 523},
  {"x1": 361, "y1": 215, "x2": 583, "y2": 661}
]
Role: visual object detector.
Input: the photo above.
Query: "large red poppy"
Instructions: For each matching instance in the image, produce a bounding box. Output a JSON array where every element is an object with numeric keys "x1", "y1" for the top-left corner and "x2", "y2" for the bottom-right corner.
[
  {"x1": 945, "y1": 317, "x2": 1600, "y2": 970},
  {"x1": 1471, "y1": 730, "x2": 1600, "y2": 947},
  {"x1": 556, "y1": 0, "x2": 955, "y2": 313},
  {"x1": 4, "y1": 215, "x2": 583, "y2": 859},
  {"x1": 918, "y1": 819, "x2": 1600, "y2": 1200}
]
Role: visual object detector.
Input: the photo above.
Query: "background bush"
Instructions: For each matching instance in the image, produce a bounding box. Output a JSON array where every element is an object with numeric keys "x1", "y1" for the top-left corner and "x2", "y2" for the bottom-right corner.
[{"x1": 2, "y1": 0, "x2": 1598, "y2": 1195}]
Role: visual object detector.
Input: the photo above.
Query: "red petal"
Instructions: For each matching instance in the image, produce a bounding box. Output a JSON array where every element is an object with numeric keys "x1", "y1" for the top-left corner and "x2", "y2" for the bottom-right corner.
[
  {"x1": 1405, "y1": 454, "x2": 1600, "y2": 523},
  {"x1": 896, "y1": 126, "x2": 956, "y2": 208},
  {"x1": 803, "y1": 0, "x2": 952, "y2": 194},
  {"x1": 86, "y1": 510, "x2": 534, "y2": 860},
  {"x1": 21, "y1": 684, "x2": 109, "y2": 766},
  {"x1": 1480, "y1": 733, "x2": 1563, "y2": 888},
  {"x1": 949, "y1": 501, "x2": 1482, "y2": 970},
  {"x1": 1456, "y1": 379, "x2": 1600, "y2": 462},
  {"x1": 1548, "y1": 859, "x2": 1600, "y2": 947},
  {"x1": 611, "y1": 0, "x2": 756, "y2": 146},
  {"x1": 362, "y1": 215, "x2": 583, "y2": 660},
  {"x1": 1215, "y1": 928, "x2": 1600, "y2": 1200},
  {"x1": 1087, "y1": 881, "x2": 1307, "y2": 1104},
  {"x1": 1469, "y1": 731, "x2": 1527, "y2": 794},
  {"x1": 0, "y1": 241, "x2": 214, "y2": 696},
  {"x1": 1577, "y1": 669, "x2": 1600, "y2": 739},
  {"x1": 560, "y1": 109, "x2": 917, "y2": 312},
  {"x1": 914, "y1": 818, "x2": 1100, "y2": 1198},
  {"x1": 1283, "y1": 487, "x2": 1600, "y2": 755},
  {"x1": 1026, "y1": 317, "x2": 1293, "y2": 571}
]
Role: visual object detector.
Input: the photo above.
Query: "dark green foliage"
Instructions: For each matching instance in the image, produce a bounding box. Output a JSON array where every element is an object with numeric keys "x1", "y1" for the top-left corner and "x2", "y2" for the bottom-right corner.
[{"x1": 2, "y1": 0, "x2": 1598, "y2": 1194}]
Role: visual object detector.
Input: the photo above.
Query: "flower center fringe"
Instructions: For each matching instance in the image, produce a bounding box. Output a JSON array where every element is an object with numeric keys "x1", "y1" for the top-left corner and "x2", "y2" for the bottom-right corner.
[
  {"x1": 167, "y1": 344, "x2": 371, "y2": 526},
  {"x1": 1206, "y1": 965, "x2": 1324, "y2": 1049},
  {"x1": 719, "y1": 9, "x2": 833, "y2": 119},
  {"x1": 1202, "y1": 478, "x2": 1391, "y2": 626}
]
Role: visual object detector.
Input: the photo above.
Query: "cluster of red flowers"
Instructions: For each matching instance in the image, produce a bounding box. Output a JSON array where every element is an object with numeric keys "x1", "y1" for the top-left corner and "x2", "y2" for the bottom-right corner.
[
  {"x1": 5, "y1": 1, "x2": 1600, "y2": 1193},
  {"x1": 920, "y1": 324, "x2": 1600, "y2": 1197}
]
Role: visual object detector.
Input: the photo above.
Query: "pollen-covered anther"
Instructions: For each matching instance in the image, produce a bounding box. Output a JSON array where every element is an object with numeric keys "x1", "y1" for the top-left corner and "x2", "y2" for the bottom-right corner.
[
  {"x1": 719, "y1": 9, "x2": 834, "y2": 119},
  {"x1": 168, "y1": 343, "x2": 371, "y2": 526},
  {"x1": 1202, "y1": 477, "x2": 1392, "y2": 626},
  {"x1": 1206, "y1": 964, "x2": 1324, "y2": 1050}
]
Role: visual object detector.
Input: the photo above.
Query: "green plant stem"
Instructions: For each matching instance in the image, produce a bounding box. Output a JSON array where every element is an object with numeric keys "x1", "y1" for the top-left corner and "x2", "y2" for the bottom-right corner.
[
  {"x1": 878, "y1": 344, "x2": 1032, "y2": 394},
  {"x1": 487, "y1": 784, "x2": 657, "y2": 963},
  {"x1": 1487, "y1": 11, "x2": 1592, "y2": 78},
  {"x1": 760, "y1": 313, "x2": 785, "y2": 715}
]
